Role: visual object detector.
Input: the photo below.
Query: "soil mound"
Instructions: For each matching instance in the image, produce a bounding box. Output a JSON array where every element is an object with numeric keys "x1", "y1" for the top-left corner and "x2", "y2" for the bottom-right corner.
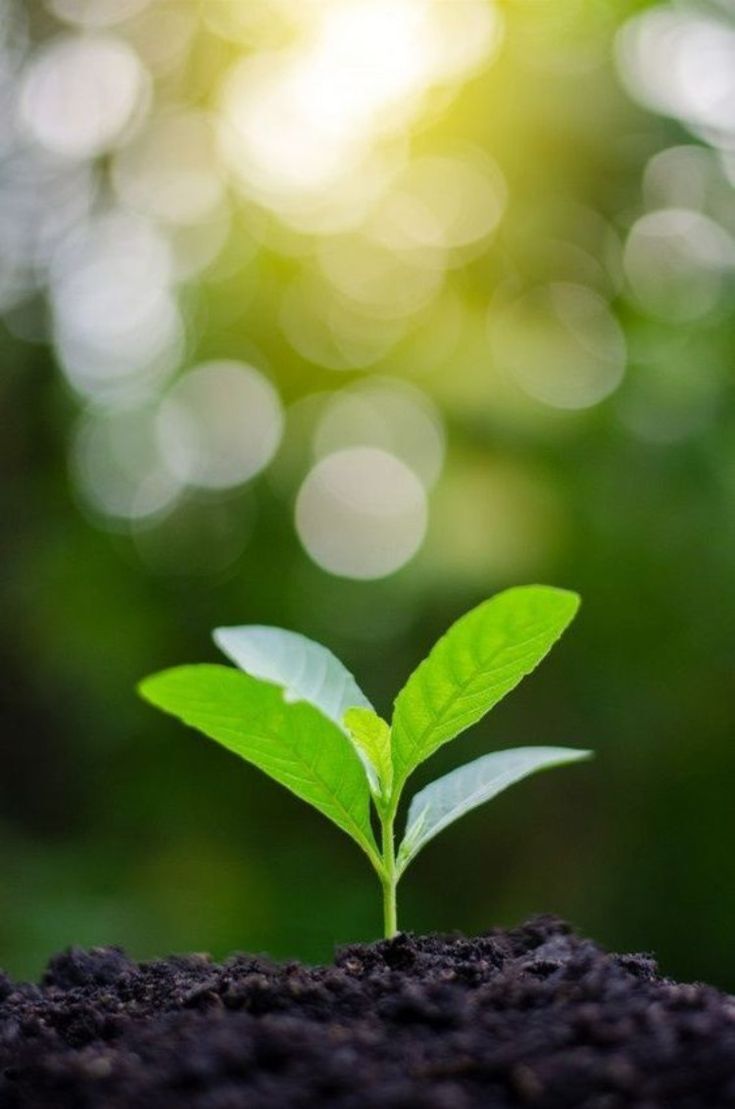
[{"x1": 2, "y1": 916, "x2": 734, "y2": 1107}]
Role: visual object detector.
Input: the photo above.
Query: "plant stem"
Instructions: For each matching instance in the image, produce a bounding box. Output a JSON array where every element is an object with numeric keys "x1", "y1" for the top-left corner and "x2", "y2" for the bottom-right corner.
[{"x1": 380, "y1": 810, "x2": 398, "y2": 938}]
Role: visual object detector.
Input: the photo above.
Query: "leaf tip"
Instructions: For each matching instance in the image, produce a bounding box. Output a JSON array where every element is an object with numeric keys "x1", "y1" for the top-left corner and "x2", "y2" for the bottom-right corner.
[
  {"x1": 211, "y1": 625, "x2": 232, "y2": 654},
  {"x1": 560, "y1": 747, "x2": 594, "y2": 766},
  {"x1": 136, "y1": 666, "x2": 185, "y2": 710},
  {"x1": 136, "y1": 672, "x2": 158, "y2": 704},
  {"x1": 136, "y1": 664, "x2": 213, "y2": 710},
  {"x1": 527, "y1": 582, "x2": 581, "y2": 609}
]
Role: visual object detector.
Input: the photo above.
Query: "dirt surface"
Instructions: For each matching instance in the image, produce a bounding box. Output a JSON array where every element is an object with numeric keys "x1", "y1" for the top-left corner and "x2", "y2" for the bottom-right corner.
[{"x1": 1, "y1": 916, "x2": 735, "y2": 1108}]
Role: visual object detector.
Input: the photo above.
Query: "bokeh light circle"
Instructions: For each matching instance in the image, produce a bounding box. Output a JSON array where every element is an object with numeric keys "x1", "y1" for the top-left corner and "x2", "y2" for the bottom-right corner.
[
  {"x1": 19, "y1": 34, "x2": 148, "y2": 159},
  {"x1": 313, "y1": 378, "x2": 445, "y2": 489},
  {"x1": 48, "y1": 0, "x2": 153, "y2": 29},
  {"x1": 490, "y1": 283, "x2": 626, "y2": 410},
  {"x1": 295, "y1": 446, "x2": 427, "y2": 580},
  {"x1": 280, "y1": 275, "x2": 408, "y2": 371},
  {"x1": 71, "y1": 406, "x2": 182, "y2": 526},
  {"x1": 49, "y1": 211, "x2": 182, "y2": 403},
  {"x1": 156, "y1": 361, "x2": 284, "y2": 490},
  {"x1": 112, "y1": 110, "x2": 224, "y2": 226},
  {"x1": 367, "y1": 152, "x2": 507, "y2": 255},
  {"x1": 623, "y1": 208, "x2": 735, "y2": 322},
  {"x1": 317, "y1": 235, "x2": 445, "y2": 320},
  {"x1": 617, "y1": 8, "x2": 735, "y2": 149}
]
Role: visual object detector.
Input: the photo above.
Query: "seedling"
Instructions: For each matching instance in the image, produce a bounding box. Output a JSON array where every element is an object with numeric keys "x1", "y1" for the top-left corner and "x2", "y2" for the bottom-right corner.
[{"x1": 139, "y1": 585, "x2": 590, "y2": 937}]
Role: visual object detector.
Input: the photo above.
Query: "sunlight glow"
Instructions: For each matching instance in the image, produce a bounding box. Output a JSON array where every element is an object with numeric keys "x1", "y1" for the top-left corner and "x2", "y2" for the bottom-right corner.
[{"x1": 218, "y1": 0, "x2": 502, "y2": 230}]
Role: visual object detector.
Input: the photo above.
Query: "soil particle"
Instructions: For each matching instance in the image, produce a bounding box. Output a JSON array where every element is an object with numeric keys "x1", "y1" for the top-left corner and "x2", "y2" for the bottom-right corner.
[{"x1": 1, "y1": 915, "x2": 734, "y2": 1107}]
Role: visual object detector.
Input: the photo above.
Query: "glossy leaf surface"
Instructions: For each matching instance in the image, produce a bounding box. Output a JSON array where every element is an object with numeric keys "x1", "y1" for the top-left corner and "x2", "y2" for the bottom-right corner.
[{"x1": 391, "y1": 586, "x2": 580, "y2": 792}]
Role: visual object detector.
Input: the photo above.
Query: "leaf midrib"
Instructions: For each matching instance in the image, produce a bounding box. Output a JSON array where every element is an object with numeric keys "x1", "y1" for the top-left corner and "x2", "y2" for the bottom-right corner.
[{"x1": 394, "y1": 624, "x2": 559, "y2": 777}]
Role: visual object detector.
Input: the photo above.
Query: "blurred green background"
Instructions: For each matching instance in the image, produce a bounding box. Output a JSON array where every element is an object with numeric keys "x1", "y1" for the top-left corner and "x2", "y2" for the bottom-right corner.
[{"x1": 3, "y1": 0, "x2": 735, "y2": 988}]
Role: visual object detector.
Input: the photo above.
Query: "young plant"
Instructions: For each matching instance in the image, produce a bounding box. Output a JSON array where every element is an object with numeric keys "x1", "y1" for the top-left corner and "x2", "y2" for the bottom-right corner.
[{"x1": 139, "y1": 585, "x2": 590, "y2": 937}]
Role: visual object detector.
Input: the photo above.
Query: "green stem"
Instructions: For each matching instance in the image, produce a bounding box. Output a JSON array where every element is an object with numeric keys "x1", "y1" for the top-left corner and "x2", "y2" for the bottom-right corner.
[{"x1": 380, "y1": 809, "x2": 398, "y2": 938}]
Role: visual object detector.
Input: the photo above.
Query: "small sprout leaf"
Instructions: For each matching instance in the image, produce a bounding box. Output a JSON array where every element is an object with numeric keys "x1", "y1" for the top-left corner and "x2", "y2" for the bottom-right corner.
[
  {"x1": 213, "y1": 625, "x2": 373, "y2": 729},
  {"x1": 390, "y1": 585, "x2": 580, "y2": 792},
  {"x1": 139, "y1": 584, "x2": 592, "y2": 936},
  {"x1": 397, "y1": 746, "x2": 591, "y2": 873},
  {"x1": 138, "y1": 664, "x2": 380, "y2": 868},
  {"x1": 344, "y1": 708, "x2": 392, "y2": 801}
]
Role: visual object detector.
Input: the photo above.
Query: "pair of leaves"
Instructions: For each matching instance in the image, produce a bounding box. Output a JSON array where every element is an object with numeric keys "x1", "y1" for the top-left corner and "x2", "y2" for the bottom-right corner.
[{"x1": 139, "y1": 586, "x2": 589, "y2": 876}]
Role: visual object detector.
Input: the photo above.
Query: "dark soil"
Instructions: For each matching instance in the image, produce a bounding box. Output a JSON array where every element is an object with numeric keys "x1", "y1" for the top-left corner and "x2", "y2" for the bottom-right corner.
[{"x1": 2, "y1": 916, "x2": 735, "y2": 1108}]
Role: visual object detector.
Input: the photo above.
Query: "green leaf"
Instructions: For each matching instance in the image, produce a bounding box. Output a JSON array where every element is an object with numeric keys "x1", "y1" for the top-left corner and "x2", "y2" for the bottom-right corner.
[
  {"x1": 390, "y1": 585, "x2": 580, "y2": 793},
  {"x1": 397, "y1": 746, "x2": 591, "y2": 873},
  {"x1": 344, "y1": 708, "x2": 392, "y2": 800},
  {"x1": 138, "y1": 664, "x2": 380, "y2": 868},
  {"x1": 213, "y1": 625, "x2": 372, "y2": 726}
]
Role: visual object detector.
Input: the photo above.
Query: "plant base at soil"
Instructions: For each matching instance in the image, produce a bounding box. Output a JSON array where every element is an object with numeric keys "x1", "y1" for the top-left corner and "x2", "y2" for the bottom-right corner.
[{"x1": 1, "y1": 916, "x2": 734, "y2": 1108}]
